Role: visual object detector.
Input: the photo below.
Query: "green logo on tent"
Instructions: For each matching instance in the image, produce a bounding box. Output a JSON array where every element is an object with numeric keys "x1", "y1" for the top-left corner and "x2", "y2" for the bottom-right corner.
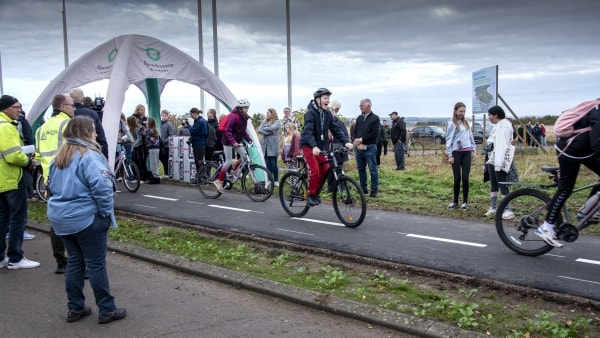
[
  {"x1": 108, "y1": 48, "x2": 118, "y2": 62},
  {"x1": 146, "y1": 48, "x2": 161, "y2": 61}
]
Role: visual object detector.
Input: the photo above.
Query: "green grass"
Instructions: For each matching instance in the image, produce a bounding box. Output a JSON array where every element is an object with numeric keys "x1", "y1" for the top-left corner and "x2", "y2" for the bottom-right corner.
[{"x1": 27, "y1": 149, "x2": 600, "y2": 337}]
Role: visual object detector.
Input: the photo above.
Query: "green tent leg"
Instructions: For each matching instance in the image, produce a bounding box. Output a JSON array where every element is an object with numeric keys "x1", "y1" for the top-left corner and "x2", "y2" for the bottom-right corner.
[{"x1": 146, "y1": 78, "x2": 161, "y2": 122}]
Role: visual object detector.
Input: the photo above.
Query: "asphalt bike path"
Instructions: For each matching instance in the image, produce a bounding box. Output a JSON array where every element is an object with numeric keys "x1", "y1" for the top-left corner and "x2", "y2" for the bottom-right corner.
[{"x1": 113, "y1": 183, "x2": 600, "y2": 301}]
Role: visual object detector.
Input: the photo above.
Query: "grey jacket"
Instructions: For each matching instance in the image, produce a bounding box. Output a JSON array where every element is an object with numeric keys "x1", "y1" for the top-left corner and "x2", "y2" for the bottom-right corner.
[{"x1": 258, "y1": 119, "x2": 281, "y2": 157}]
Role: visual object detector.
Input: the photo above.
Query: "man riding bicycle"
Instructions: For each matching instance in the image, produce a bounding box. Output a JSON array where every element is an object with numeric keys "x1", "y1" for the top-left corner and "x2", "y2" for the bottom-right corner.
[
  {"x1": 536, "y1": 101, "x2": 600, "y2": 247},
  {"x1": 300, "y1": 88, "x2": 353, "y2": 207}
]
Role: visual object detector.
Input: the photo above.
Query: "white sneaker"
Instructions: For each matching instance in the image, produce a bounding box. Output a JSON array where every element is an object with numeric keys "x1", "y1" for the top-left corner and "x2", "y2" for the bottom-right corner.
[
  {"x1": 23, "y1": 231, "x2": 35, "y2": 240},
  {"x1": 7, "y1": 257, "x2": 40, "y2": 269},
  {"x1": 213, "y1": 180, "x2": 225, "y2": 193},
  {"x1": 502, "y1": 210, "x2": 514, "y2": 220},
  {"x1": 0, "y1": 257, "x2": 8, "y2": 269},
  {"x1": 534, "y1": 227, "x2": 564, "y2": 248},
  {"x1": 484, "y1": 208, "x2": 496, "y2": 217},
  {"x1": 274, "y1": 181, "x2": 279, "y2": 187}
]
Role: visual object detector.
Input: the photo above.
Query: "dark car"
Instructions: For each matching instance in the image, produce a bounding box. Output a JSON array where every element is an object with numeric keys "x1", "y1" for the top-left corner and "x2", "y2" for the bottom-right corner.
[
  {"x1": 473, "y1": 122, "x2": 492, "y2": 144},
  {"x1": 410, "y1": 125, "x2": 446, "y2": 145}
]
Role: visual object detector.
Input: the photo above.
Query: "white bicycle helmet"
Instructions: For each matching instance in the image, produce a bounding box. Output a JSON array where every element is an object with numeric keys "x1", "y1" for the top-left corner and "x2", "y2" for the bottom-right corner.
[{"x1": 237, "y1": 99, "x2": 250, "y2": 107}]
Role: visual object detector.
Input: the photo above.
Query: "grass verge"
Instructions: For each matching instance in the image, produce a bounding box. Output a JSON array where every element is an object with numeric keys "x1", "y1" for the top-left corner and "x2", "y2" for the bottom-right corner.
[{"x1": 28, "y1": 201, "x2": 599, "y2": 337}]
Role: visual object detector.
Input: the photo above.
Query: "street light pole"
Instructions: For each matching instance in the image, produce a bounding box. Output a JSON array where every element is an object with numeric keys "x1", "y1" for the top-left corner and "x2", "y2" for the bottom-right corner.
[{"x1": 62, "y1": 0, "x2": 69, "y2": 68}]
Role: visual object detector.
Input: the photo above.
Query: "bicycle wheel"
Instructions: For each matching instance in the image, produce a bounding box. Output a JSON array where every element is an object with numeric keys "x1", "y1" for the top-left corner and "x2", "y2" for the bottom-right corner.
[
  {"x1": 410, "y1": 142, "x2": 425, "y2": 156},
  {"x1": 495, "y1": 188, "x2": 559, "y2": 256},
  {"x1": 121, "y1": 160, "x2": 141, "y2": 193},
  {"x1": 197, "y1": 162, "x2": 222, "y2": 199},
  {"x1": 279, "y1": 171, "x2": 310, "y2": 217},
  {"x1": 332, "y1": 176, "x2": 367, "y2": 228},
  {"x1": 241, "y1": 164, "x2": 274, "y2": 202},
  {"x1": 35, "y1": 175, "x2": 50, "y2": 202}
]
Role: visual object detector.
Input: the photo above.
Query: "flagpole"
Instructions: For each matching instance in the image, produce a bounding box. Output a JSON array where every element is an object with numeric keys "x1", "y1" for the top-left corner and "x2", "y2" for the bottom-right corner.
[{"x1": 62, "y1": 0, "x2": 69, "y2": 67}]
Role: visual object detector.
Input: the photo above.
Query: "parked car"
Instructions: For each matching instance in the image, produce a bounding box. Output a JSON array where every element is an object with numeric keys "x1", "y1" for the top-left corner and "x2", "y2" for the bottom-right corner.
[
  {"x1": 473, "y1": 122, "x2": 492, "y2": 144},
  {"x1": 410, "y1": 125, "x2": 446, "y2": 144}
]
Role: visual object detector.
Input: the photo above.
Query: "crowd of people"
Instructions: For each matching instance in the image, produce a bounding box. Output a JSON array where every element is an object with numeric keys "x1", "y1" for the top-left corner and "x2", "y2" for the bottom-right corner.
[{"x1": 1, "y1": 84, "x2": 598, "y2": 326}]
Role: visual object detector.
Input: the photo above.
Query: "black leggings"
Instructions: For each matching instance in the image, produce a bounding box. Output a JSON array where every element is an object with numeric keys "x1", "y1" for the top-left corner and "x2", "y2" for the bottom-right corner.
[
  {"x1": 451, "y1": 150, "x2": 472, "y2": 203},
  {"x1": 546, "y1": 139, "x2": 600, "y2": 225}
]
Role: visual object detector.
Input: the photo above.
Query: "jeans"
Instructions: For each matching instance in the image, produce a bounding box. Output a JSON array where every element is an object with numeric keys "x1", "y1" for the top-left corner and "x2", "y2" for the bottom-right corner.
[
  {"x1": 0, "y1": 187, "x2": 28, "y2": 263},
  {"x1": 60, "y1": 214, "x2": 117, "y2": 315},
  {"x1": 148, "y1": 148, "x2": 160, "y2": 177},
  {"x1": 264, "y1": 156, "x2": 279, "y2": 181},
  {"x1": 393, "y1": 142, "x2": 405, "y2": 169},
  {"x1": 355, "y1": 144, "x2": 378, "y2": 194}
]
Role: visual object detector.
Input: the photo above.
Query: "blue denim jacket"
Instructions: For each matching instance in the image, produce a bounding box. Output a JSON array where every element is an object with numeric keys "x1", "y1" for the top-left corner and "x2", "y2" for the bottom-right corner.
[{"x1": 47, "y1": 149, "x2": 117, "y2": 235}]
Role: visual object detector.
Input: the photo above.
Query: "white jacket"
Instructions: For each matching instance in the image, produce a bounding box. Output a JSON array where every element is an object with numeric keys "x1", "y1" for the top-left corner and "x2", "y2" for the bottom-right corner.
[{"x1": 486, "y1": 118, "x2": 513, "y2": 171}]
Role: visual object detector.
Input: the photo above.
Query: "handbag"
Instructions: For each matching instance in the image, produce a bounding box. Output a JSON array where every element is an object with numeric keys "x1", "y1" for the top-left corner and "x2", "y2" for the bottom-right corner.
[
  {"x1": 507, "y1": 162, "x2": 519, "y2": 182},
  {"x1": 500, "y1": 144, "x2": 516, "y2": 173}
]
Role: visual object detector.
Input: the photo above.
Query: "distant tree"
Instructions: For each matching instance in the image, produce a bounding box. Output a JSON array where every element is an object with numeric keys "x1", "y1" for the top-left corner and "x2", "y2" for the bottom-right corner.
[{"x1": 251, "y1": 112, "x2": 265, "y2": 129}]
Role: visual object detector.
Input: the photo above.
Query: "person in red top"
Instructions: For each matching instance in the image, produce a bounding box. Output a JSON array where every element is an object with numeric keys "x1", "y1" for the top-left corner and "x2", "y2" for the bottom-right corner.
[{"x1": 213, "y1": 99, "x2": 253, "y2": 193}]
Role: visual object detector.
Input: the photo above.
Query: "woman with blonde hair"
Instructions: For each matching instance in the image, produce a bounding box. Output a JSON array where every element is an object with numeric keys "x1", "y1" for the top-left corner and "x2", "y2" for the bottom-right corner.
[
  {"x1": 258, "y1": 108, "x2": 281, "y2": 183},
  {"x1": 144, "y1": 117, "x2": 161, "y2": 183},
  {"x1": 282, "y1": 122, "x2": 301, "y2": 165},
  {"x1": 47, "y1": 115, "x2": 126, "y2": 324},
  {"x1": 445, "y1": 102, "x2": 477, "y2": 210}
]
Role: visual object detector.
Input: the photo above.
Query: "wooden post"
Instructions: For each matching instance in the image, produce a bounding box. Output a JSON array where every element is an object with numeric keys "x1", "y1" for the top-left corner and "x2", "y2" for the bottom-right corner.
[{"x1": 498, "y1": 94, "x2": 546, "y2": 153}]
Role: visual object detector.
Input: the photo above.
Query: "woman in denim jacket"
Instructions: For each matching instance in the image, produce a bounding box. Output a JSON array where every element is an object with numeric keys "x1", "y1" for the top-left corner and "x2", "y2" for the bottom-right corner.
[{"x1": 47, "y1": 116, "x2": 126, "y2": 324}]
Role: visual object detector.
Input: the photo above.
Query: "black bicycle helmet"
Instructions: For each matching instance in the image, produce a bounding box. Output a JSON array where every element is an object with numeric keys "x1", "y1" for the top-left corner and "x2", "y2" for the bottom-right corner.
[{"x1": 313, "y1": 87, "x2": 332, "y2": 99}]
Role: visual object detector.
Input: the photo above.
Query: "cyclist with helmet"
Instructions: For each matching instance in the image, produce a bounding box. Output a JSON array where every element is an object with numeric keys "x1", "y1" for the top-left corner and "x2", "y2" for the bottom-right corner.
[
  {"x1": 300, "y1": 88, "x2": 353, "y2": 206},
  {"x1": 213, "y1": 99, "x2": 253, "y2": 193}
]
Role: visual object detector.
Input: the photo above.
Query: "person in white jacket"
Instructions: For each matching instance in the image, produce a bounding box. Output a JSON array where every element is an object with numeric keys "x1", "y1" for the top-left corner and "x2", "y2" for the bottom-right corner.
[{"x1": 484, "y1": 106, "x2": 515, "y2": 219}]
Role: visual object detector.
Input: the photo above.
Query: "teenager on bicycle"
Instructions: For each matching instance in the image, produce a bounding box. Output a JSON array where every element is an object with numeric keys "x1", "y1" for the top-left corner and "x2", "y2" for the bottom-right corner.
[
  {"x1": 213, "y1": 99, "x2": 253, "y2": 193},
  {"x1": 536, "y1": 102, "x2": 600, "y2": 247},
  {"x1": 300, "y1": 88, "x2": 352, "y2": 207}
]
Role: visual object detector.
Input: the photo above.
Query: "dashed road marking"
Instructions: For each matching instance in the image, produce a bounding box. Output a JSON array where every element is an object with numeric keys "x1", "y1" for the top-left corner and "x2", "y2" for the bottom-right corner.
[
  {"x1": 575, "y1": 258, "x2": 600, "y2": 265},
  {"x1": 207, "y1": 205, "x2": 263, "y2": 213},
  {"x1": 142, "y1": 195, "x2": 178, "y2": 201},
  {"x1": 292, "y1": 217, "x2": 344, "y2": 227},
  {"x1": 276, "y1": 228, "x2": 315, "y2": 236},
  {"x1": 558, "y1": 276, "x2": 600, "y2": 285},
  {"x1": 403, "y1": 233, "x2": 487, "y2": 247}
]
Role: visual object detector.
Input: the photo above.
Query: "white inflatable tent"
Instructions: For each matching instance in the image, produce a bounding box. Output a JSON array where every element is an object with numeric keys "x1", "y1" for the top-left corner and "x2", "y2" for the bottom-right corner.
[{"x1": 27, "y1": 34, "x2": 263, "y2": 168}]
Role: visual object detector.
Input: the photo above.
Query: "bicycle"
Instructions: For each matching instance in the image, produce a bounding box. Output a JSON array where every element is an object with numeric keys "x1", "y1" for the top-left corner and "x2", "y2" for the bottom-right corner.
[
  {"x1": 495, "y1": 165, "x2": 600, "y2": 256},
  {"x1": 33, "y1": 162, "x2": 50, "y2": 202},
  {"x1": 278, "y1": 147, "x2": 367, "y2": 228},
  {"x1": 114, "y1": 142, "x2": 141, "y2": 193},
  {"x1": 404, "y1": 134, "x2": 424, "y2": 157},
  {"x1": 196, "y1": 144, "x2": 274, "y2": 202}
]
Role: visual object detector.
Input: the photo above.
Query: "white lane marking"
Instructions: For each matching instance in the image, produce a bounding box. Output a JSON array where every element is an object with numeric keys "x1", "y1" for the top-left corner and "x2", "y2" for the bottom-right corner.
[
  {"x1": 185, "y1": 201, "x2": 206, "y2": 205},
  {"x1": 276, "y1": 228, "x2": 315, "y2": 236},
  {"x1": 544, "y1": 254, "x2": 565, "y2": 258},
  {"x1": 404, "y1": 234, "x2": 487, "y2": 247},
  {"x1": 558, "y1": 276, "x2": 600, "y2": 285},
  {"x1": 207, "y1": 205, "x2": 264, "y2": 213},
  {"x1": 142, "y1": 195, "x2": 178, "y2": 201},
  {"x1": 134, "y1": 204, "x2": 156, "y2": 209},
  {"x1": 292, "y1": 217, "x2": 344, "y2": 227},
  {"x1": 576, "y1": 258, "x2": 600, "y2": 265}
]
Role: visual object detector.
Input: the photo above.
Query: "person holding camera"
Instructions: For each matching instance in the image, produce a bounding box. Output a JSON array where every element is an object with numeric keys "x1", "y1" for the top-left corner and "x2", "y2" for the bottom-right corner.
[{"x1": 69, "y1": 88, "x2": 109, "y2": 159}]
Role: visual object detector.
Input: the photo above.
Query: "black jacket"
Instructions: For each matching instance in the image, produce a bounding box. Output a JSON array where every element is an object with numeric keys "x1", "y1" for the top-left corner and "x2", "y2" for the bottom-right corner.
[
  {"x1": 74, "y1": 103, "x2": 109, "y2": 158},
  {"x1": 390, "y1": 118, "x2": 407, "y2": 144},
  {"x1": 352, "y1": 112, "x2": 380, "y2": 145},
  {"x1": 300, "y1": 101, "x2": 348, "y2": 150}
]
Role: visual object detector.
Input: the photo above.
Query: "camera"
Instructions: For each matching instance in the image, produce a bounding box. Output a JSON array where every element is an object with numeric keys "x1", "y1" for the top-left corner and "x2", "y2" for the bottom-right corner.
[{"x1": 94, "y1": 97, "x2": 105, "y2": 111}]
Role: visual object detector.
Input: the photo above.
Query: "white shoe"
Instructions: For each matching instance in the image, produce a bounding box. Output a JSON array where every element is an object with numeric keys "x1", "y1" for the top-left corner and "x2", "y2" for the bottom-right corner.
[
  {"x1": 502, "y1": 210, "x2": 514, "y2": 220},
  {"x1": 213, "y1": 180, "x2": 225, "y2": 193},
  {"x1": 23, "y1": 231, "x2": 35, "y2": 240},
  {"x1": 0, "y1": 257, "x2": 8, "y2": 269},
  {"x1": 484, "y1": 208, "x2": 496, "y2": 217},
  {"x1": 534, "y1": 227, "x2": 564, "y2": 248},
  {"x1": 7, "y1": 257, "x2": 41, "y2": 270},
  {"x1": 274, "y1": 181, "x2": 279, "y2": 187}
]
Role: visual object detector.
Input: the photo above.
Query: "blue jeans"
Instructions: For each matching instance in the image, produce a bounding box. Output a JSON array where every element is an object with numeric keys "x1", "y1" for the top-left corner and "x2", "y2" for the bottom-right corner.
[
  {"x1": 264, "y1": 156, "x2": 278, "y2": 181},
  {"x1": 0, "y1": 187, "x2": 28, "y2": 263},
  {"x1": 60, "y1": 214, "x2": 117, "y2": 315},
  {"x1": 354, "y1": 144, "x2": 379, "y2": 194}
]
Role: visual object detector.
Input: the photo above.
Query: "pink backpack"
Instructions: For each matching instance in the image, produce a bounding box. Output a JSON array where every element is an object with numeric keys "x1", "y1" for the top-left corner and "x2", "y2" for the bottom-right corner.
[{"x1": 554, "y1": 98, "x2": 600, "y2": 138}]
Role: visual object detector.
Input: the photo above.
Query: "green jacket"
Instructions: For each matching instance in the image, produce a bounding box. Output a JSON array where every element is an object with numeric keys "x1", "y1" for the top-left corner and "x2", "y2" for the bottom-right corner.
[{"x1": 0, "y1": 112, "x2": 31, "y2": 193}]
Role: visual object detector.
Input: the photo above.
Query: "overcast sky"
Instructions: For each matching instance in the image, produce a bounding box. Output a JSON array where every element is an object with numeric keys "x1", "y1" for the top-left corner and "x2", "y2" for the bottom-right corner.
[{"x1": 1, "y1": 0, "x2": 599, "y2": 120}]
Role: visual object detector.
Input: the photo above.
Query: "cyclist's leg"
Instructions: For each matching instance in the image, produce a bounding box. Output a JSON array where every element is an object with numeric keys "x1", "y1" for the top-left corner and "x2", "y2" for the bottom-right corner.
[
  {"x1": 218, "y1": 145, "x2": 234, "y2": 181},
  {"x1": 301, "y1": 147, "x2": 321, "y2": 197}
]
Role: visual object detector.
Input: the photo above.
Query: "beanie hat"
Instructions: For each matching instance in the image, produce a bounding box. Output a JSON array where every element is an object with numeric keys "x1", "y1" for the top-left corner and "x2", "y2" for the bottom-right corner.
[{"x1": 0, "y1": 95, "x2": 19, "y2": 111}]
